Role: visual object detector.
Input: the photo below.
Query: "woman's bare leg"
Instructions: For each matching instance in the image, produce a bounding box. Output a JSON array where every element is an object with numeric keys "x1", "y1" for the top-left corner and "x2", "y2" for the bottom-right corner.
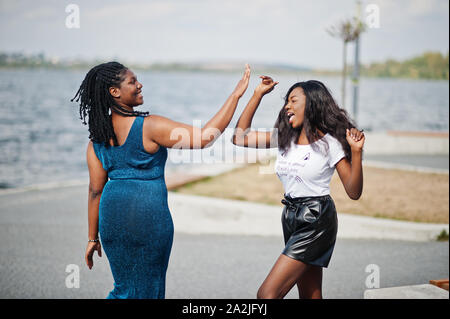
[
  {"x1": 257, "y1": 254, "x2": 310, "y2": 299},
  {"x1": 296, "y1": 265, "x2": 323, "y2": 299}
]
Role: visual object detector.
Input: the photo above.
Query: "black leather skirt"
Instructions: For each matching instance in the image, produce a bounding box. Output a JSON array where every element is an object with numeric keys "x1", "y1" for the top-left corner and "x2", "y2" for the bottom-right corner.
[{"x1": 281, "y1": 194, "x2": 338, "y2": 268}]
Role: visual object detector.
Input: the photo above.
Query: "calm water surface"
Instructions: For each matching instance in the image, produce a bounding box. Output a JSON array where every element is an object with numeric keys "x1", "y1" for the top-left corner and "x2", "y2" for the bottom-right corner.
[{"x1": 0, "y1": 69, "x2": 448, "y2": 188}]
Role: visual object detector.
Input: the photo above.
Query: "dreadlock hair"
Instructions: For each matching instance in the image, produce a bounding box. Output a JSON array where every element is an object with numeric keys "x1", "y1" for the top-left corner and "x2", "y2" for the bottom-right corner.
[
  {"x1": 274, "y1": 80, "x2": 357, "y2": 161},
  {"x1": 71, "y1": 61, "x2": 149, "y2": 147}
]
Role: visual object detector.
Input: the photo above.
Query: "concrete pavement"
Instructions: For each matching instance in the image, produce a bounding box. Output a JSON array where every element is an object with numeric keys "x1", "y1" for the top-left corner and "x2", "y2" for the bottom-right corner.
[
  {"x1": 362, "y1": 131, "x2": 448, "y2": 156},
  {"x1": 0, "y1": 183, "x2": 448, "y2": 299},
  {"x1": 364, "y1": 284, "x2": 449, "y2": 299}
]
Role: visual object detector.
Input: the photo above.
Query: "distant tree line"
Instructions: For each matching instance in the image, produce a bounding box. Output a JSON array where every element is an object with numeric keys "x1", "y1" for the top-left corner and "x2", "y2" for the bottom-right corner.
[
  {"x1": 359, "y1": 51, "x2": 449, "y2": 80},
  {"x1": 1, "y1": 51, "x2": 449, "y2": 80},
  {"x1": 0, "y1": 52, "x2": 92, "y2": 69}
]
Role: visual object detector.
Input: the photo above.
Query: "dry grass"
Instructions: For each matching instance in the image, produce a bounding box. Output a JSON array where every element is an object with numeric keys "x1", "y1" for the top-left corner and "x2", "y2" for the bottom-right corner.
[{"x1": 173, "y1": 163, "x2": 449, "y2": 224}]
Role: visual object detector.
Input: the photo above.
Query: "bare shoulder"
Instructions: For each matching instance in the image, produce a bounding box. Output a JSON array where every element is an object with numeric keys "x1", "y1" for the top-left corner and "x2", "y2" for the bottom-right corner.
[
  {"x1": 144, "y1": 114, "x2": 169, "y2": 123},
  {"x1": 86, "y1": 140, "x2": 99, "y2": 159},
  {"x1": 86, "y1": 140, "x2": 103, "y2": 168},
  {"x1": 142, "y1": 115, "x2": 166, "y2": 152},
  {"x1": 142, "y1": 114, "x2": 195, "y2": 149},
  {"x1": 143, "y1": 114, "x2": 184, "y2": 137},
  {"x1": 86, "y1": 140, "x2": 94, "y2": 152},
  {"x1": 143, "y1": 114, "x2": 170, "y2": 132},
  {"x1": 143, "y1": 115, "x2": 161, "y2": 137}
]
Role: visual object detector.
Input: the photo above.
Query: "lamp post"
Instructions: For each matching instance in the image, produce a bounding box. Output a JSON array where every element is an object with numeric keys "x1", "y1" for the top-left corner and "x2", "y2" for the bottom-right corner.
[{"x1": 351, "y1": 1, "x2": 362, "y2": 124}]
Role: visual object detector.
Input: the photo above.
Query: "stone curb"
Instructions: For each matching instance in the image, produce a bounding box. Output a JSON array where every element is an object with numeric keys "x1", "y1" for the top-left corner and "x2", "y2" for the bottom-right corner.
[
  {"x1": 168, "y1": 192, "x2": 449, "y2": 241},
  {"x1": 364, "y1": 284, "x2": 449, "y2": 299}
]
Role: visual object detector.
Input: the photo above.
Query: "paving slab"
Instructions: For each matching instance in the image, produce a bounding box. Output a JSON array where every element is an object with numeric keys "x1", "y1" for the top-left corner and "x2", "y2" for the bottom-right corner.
[{"x1": 364, "y1": 284, "x2": 449, "y2": 299}]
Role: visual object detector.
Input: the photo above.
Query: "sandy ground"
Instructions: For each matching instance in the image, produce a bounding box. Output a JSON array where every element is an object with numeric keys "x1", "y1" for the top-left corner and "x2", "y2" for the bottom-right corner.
[{"x1": 173, "y1": 163, "x2": 449, "y2": 224}]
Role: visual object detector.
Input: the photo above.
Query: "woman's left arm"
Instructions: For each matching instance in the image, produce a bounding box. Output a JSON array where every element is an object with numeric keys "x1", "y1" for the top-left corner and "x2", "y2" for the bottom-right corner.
[
  {"x1": 85, "y1": 141, "x2": 107, "y2": 269},
  {"x1": 335, "y1": 128, "x2": 365, "y2": 200}
]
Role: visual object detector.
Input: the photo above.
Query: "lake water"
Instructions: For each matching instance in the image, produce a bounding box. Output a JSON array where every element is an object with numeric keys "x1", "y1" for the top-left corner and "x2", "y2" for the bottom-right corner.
[{"x1": 0, "y1": 69, "x2": 448, "y2": 189}]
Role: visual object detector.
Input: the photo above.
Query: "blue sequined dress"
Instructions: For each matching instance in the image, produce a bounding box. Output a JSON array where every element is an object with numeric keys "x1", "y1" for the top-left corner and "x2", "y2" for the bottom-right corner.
[{"x1": 93, "y1": 116, "x2": 173, "y2": 299}]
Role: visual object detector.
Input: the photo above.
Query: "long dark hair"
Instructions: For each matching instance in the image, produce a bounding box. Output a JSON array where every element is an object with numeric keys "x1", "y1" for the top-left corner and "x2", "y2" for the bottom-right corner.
[
  {"x1": 274, "y1": 80, "x2": 356, "y2": 160},
  {"x1": 71, "y1": 61, "x2": 149, "y2": 146}
]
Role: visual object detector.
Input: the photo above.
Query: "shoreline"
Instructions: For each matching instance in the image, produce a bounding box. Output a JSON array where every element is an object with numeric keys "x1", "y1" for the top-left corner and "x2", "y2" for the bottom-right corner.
[{"x1": 1, "y1": 61, "x2": 449, "y2": 81}]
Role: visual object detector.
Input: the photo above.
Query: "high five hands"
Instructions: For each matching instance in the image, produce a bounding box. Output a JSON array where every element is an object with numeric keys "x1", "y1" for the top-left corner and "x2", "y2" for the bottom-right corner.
[
  {"x1": 233, "y1": 70, "x2": 364, "y2": 152},
  {"x1": 232, "y1": 64, "x2": 251, "y2": 98},
  {"x1": 233, "y1": 69, "x2": 279, "y2": 98},
  {"x1": 255, "y1": 75, "x2": 279, "y2": 96}
]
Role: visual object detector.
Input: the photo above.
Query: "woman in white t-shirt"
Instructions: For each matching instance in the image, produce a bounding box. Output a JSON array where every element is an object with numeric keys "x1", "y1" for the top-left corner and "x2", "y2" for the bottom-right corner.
[{"x1": 232, "y1": 76, "x2": 365, "y2": 299}]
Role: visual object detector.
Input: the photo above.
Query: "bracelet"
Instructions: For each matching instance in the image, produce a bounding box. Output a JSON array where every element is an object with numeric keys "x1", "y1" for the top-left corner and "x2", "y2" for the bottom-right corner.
[{"x1": 88, "y1": 239, "x2": 99, "y2": 243}]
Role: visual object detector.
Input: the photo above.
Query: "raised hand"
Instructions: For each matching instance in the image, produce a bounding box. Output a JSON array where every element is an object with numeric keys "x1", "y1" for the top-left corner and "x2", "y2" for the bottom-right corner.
[
  {"x1": 255, "y1": 75, "x2": 278, "y2": 96},
  {"x1": 346, "y1": 128, "x2": 365, "y2": 151},
  {"x1": 232, "y1": 64, "x2": 251, "y2": 98}
]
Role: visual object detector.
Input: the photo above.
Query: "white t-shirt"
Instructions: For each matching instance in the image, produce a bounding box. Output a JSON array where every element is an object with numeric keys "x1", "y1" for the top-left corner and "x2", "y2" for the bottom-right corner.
[{"x1": 274, "y1": 134, "x2": 346, "y2": 198}]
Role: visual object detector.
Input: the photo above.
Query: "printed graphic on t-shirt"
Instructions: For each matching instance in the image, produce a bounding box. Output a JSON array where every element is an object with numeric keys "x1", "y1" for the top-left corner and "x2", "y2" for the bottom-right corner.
[
  {"x1": 275, "y1": 134, "x2": 345, "y2": 197},
  {"x1": 299, "y1": 152, "x2": 310, "y2": 166},
  {"x1": 276, "y1": 151, "x2": 310, "y2": 183},
  {"x1": 295, "y1": 175, "x2": 303, "y2": 183}
]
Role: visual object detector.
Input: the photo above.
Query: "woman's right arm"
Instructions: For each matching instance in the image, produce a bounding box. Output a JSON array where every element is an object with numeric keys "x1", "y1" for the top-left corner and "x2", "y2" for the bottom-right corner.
[
  {"x1": 232, "y1": 76, "x2": 278, "y2": 148},
  {"x1": 144, "y1": 65, "x2": 251, "y2": 149}
]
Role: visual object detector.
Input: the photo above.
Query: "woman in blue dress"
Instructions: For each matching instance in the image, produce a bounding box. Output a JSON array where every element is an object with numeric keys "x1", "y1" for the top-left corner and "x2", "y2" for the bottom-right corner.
[{"x1": 72, "y1": 61, "x2": 250, "y2": 299}]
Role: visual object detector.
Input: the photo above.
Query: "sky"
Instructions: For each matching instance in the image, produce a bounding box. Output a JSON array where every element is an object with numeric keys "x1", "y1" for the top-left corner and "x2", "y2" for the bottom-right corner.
[{"x1": 0, "y1": 0, "x2": 449, "y2": 69}]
